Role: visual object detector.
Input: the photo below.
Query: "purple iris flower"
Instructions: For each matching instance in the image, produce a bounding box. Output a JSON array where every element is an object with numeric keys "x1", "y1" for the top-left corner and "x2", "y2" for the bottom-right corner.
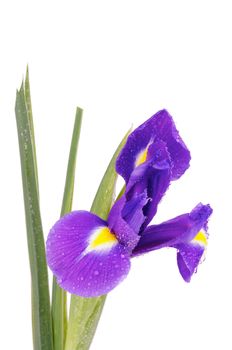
[{"x1": 46, "y1": 110, "x2": 212, "y2": 297}]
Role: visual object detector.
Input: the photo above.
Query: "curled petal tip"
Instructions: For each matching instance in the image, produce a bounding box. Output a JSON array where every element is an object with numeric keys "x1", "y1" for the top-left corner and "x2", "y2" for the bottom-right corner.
[{"x1": 116, "y1": 109, "x2": 191, "y2": 184}]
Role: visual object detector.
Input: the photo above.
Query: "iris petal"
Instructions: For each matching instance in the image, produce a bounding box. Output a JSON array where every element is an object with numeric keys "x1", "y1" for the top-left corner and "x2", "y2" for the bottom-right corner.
[
  {"x1": 175, "y1": 227, "x2": 208, "y2": 281},
  {"x1": 175, "y1": 242, "x2": 205, "y2": 282},
  {"x1": 131, "y1": 203, "x2": 212, "y2": 281},
  {"x1": 46, "y1": 211, "x2": 130, "y2": 297},
  {"x1": 126, "y1": 140, "x2": 171, "y2": 229},
  {"x1": 108, "y1": 193, "x2": 148, "y2": 250},
  {"x1": 116, "y1": 109, "x2": 190, "y2": 182}
]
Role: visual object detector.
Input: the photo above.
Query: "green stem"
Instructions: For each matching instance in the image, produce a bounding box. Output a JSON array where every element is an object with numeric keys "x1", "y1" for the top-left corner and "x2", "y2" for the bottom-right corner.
[
  {"x1": 52, "y1": 108, "x2": 83, "y2": 350},
  {"x1": 15, "y1": 72, "x2": 53, "y2": 350},
  {"x1": 65, "y1": 129, "x2": 131, "y2": 350}
]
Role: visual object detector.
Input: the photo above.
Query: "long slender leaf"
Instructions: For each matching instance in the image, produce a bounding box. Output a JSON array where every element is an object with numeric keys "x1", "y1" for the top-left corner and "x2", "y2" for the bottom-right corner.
[
  {"x1": 52, "y1": 107, "x2": 83, "y2": 350},
  {"x1": 24, "y1": 67, "x2": 39, "y2": 197},
  {"x1": 65, "y1": 128, "x2": 131, "y2": 350},
  {"x1": 15, "y1": 75, "x2": 53, "y2": 350}
]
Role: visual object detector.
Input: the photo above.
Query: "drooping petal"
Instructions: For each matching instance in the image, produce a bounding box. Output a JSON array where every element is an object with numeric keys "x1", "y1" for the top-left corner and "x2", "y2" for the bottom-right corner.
[
  {"x1": 46, "y1": 211, "x2": 130, "y2": 297},
  {"x1": 116, "y1": 109, "x2": 190, "y2": 182},
  {"x1": 132, "y1": 203, "x2": 212, "y2": 255},
  {"x1": 131, "y1": 203, "x2": 212, "y2": 281},
  {"x1": 175, "y1": 241, "x2": 205, "y2": 282}
]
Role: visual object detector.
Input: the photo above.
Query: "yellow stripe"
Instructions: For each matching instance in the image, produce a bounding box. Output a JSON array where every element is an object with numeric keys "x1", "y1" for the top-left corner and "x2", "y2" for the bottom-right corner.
[
  {"x1": 135, "y1": 148, "x2": 148, "y2": 167},
  {"x1": 90, "y1": 227, "x2": 117, "y2": 249},
  {"x1": 193, "y1": 230, "x2": 208, "y2": 246}
]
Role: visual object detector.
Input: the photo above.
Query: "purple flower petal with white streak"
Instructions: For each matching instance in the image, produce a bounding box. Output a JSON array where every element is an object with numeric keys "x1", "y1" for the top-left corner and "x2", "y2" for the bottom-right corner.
[
  {"x1": 116, "y1": 109, "x2": 190, "y2": 182},
  {"x1": 132, "y1": 203, "x2": 212, "y2": 281},
  {"x1": 46, "y1": 211, "x2": 130, "y2": 297}
]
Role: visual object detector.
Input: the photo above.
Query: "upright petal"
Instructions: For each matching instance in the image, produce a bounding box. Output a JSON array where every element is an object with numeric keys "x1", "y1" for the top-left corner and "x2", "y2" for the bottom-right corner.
[
  {"x1": 108, "y1": 192, "x2": 148, "y2": 250},
  {"x1": 125, "y1": 140, "x2": 172, "y2": 229},
  {"x1": 116, "y1": 109, "x2": 190, "y2": 182},
  {"x1": 131, "y1": 203, "x2": 212, "y2": 281},
  {"x1": 46, "y1": 211, "x2": 130, "y2": 297}
]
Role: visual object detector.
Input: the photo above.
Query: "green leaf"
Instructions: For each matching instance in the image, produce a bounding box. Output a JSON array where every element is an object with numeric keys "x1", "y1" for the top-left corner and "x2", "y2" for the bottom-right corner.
[
  {"x1": 24, "y1": 66, "x2": 39, "y2": 197},
  {"x1": 15, "y1": 72, "x2": 53, "y2": 350},
  {"x1": 52, "y1": 107, "x2": 83, "y2": 350},
  {"x1": 65, "y1": 296, "x2": 106, "y2": 350},
  {"x1": 65, "y1": 128, "x2": 131, "y2": 350}
]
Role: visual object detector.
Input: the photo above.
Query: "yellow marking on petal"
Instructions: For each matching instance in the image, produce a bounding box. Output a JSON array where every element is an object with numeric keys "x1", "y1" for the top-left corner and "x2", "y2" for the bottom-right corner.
[
  {"x1": 135, "y1": 148, "x2": 148, "y2": 167},
  {"x1": 193, "y1": 230, "x2": 208, "y2": 247},
  {"x1": 90, "y1": 227, "x2": 117, "y2": 249}
]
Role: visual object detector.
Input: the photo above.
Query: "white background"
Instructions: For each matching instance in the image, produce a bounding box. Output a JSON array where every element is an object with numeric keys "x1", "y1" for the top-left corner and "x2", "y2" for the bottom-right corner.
[{"x1": 0, "y1": 1, "x2": 231, "y2": 349}]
